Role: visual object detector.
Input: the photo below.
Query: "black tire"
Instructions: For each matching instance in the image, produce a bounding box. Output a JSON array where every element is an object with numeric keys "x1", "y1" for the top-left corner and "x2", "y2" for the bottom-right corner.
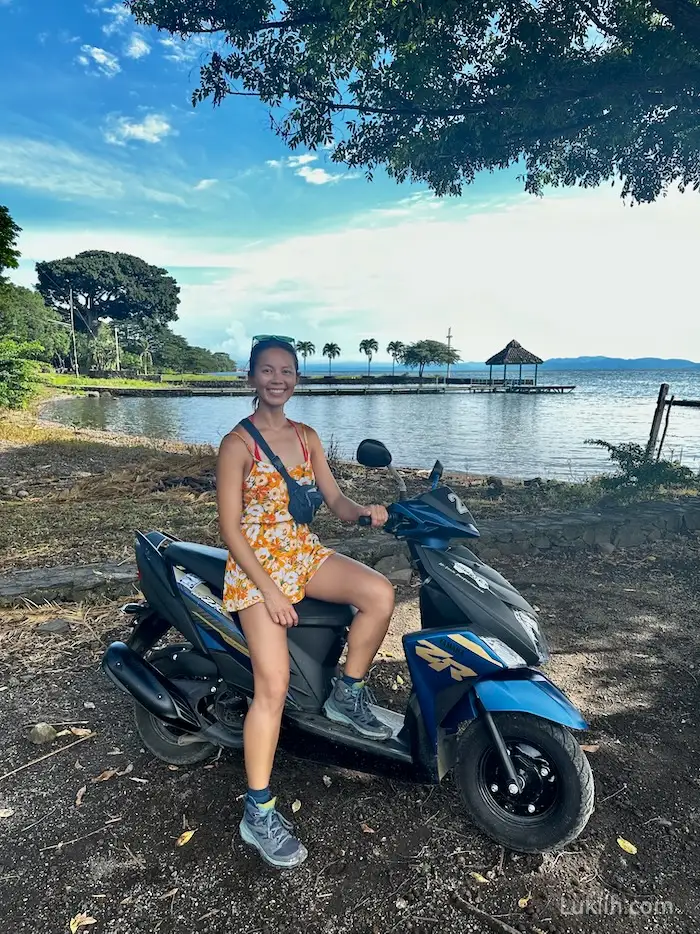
[
  {"x1": 132, "y1": 646, "x2": 218, "y2": 766},
  {"x1": 454, "y1": 712, "x2": 594, "y2": 852}
]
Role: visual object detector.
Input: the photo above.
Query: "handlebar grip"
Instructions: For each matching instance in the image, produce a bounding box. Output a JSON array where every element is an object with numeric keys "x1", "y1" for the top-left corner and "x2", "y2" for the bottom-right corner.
[{"x1": 358, "y1": 515, "x2": 372, "y2": 527}]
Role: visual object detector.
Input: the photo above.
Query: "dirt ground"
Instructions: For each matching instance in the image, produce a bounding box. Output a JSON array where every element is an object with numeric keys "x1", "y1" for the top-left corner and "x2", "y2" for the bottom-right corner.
[{"x1": 1, "y1": 539, "x2": 699, "y2": 934}]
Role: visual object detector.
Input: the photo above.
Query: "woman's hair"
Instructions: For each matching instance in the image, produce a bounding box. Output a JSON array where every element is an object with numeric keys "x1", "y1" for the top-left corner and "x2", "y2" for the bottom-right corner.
[
  {"x1": 248, "y1": 338, "x2": 299, "y2": 376},
  {"x1": 248, "y1": 338, "x2": 299, "y2": 410}
]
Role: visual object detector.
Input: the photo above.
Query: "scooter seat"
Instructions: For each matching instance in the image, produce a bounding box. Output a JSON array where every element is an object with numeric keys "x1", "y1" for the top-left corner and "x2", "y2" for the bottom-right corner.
[
  {"x1": 164, "y1": 540, "x2": 354, "y2": 627},
  {"x1": 165, "y1": 541, "x2": 227, "y2": 591}
]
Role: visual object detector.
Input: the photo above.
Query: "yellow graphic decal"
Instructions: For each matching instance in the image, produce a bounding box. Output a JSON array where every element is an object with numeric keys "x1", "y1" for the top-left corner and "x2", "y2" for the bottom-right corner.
[
  {"x1": 415, "y1": 640, "x2": 477, "y2": 681},
  {"x1": 191, "y1": 609, "x2": 250, "y2": 657},
  {"x1": 448, "y1": 633, "x2": 504, "y2": 666}
]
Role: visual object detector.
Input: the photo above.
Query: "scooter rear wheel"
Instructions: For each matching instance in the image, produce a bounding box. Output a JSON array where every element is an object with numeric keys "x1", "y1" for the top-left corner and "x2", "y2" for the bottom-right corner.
[
  {"x1": 455, "y1": 712, "x2": 594, "y2": 852},
  {"x1": 133, "y1": 647, "x2": 218, "y2": 766}
]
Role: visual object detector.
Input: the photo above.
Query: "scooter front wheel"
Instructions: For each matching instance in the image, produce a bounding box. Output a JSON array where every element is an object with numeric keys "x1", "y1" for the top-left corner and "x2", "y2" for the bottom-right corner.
[{"x1": 454, "y1": 712, "x2": 594, "y2": 852}]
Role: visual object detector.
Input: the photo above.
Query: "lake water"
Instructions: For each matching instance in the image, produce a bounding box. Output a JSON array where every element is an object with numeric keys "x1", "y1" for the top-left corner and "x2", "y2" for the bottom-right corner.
[{"x1": 42, "y1": 370, "x2": 700, "y2": 481}]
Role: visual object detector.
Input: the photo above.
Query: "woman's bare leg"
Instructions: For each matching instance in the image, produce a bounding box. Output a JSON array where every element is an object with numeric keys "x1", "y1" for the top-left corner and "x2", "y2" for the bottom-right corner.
[
  {"x1": 305, "y1": 553, "x2": 395, "y2": 677},
  {"x1": 237, "y1": 601, "x2": 290, "y2": 789}
]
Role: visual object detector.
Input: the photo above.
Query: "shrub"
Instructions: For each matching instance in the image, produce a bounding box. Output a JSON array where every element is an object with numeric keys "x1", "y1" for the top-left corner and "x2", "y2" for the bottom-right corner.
[
  {"x1": 585, "y1": 439, "x2": 698, "y2": 500},
  {"x1": 0, "y1": 338, "x2": 43, "y2": 408}
]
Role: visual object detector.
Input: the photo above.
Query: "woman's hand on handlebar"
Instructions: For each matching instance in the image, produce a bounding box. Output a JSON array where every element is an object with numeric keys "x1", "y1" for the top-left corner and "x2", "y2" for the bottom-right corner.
[
  {"x1": 262, "y1": 586, "x2": 299, "y2": 627},
  {"x1": 358, "y1": 504, "x2": 389, "y2": 528}
]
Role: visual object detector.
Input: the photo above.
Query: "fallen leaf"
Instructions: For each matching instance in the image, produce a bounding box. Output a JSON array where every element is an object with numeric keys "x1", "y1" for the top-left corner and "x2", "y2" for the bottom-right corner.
[
  {"x1": 361, "y1": 822, "x2": 376, "y2": 834},
  {"x1": 470, "y1": 872, "x2": 489, "y2": 884},
  {"x1": 617, "y1": 837, "x2": 638, "y2": 855},
  {"x1": 69, "y1": 914, "x2": 98, "y2": 933},
  {"x1": 396, "y1": 675, "x2": 405, "y2": 685},
  {"x1": 518, "y1": 892, "x2": 532, "y2": 909},
  {"x1": 396, "y1": 897, "x2": 408, "y2": 910},
  {"x1": 0, "y1": 808, "x2": 14, "y2": 818},
  {"x1": 291, "y1": 799, "x2": 301, "y2": 813},
  {"x1": 322, "y1": 775, "x2": 332, "y2": 788},
  {"x1": 176, "y1": 829, "x2": 196, "y2": 847},
  {"x1": 158, "y1": 888, "x2": 179, "y2": 900},
  {"x1": 75, "y1": 785, "x2": 87, "y2": 807},
  {"x1": 56, "y1": 729, "x2": 71, "y2": 737},
  {"x1": 116, "y1": 763, "x2": 133, "y2": 777},
  {"x1": 580, "y1": 744, "x2": 600, "y2": 753},
  {"x1": 70, "y1": 727, "x2": 93, "y2": 738},
  {"x1": 167, "y1": 765, "x2": 180, "y2": 772},
  {"x1": 91, "y1": 769, "x2": 117, "y2": 784}
]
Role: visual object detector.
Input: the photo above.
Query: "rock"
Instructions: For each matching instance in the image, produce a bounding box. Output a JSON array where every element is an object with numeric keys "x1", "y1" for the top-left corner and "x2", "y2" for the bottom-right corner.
[
  {"x1": 29, "y1": 722, "x2": 57, "y2": 745},
  {"x1": 2, "y1": 488, "x2": 14, "y2": 497},
  {"x1": 83, "y1": 701, "x2": 96, "y2": 710},
  {"x1": 36, "y1": 618, "x2": 72, "y2": 635},
  {"x1": 73, "y1": 471, "x2": 92, "y2": 480},
  {"x1": 16, "y1": 490, "x2": 29, "y2": 498},
  {"x1": 374, "y1": 551, "x2": 411, "y2": 575},
  {"x1": 85, "y1": 390, "x2": 100, "y2": 398},
  {"x1": 597, "y1": 541, "x2": 616, "y2": 555},
  {"x1": 387, "y1": 568, "x2": 413, "y2": 585},
  {"x1": 534, "y1": 536, "x2": 551, "y2": 550}
]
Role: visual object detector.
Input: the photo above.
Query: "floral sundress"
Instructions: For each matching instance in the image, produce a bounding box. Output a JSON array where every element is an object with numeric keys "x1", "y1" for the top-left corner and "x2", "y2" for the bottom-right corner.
[{"x1": 222, "y1": 420, "x2": 334, "y2": 612}]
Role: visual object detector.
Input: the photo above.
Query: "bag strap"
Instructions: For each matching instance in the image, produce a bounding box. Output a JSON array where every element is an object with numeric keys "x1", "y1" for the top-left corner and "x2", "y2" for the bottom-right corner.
[{"x1": 239, "y1": 418, "x2": 295, "y2": 485}]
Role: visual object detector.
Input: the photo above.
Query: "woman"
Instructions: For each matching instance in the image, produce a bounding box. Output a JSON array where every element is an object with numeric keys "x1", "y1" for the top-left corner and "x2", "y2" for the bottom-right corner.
[{"x1": 216, "y1": 336, "x2": 396, "y2": 870}]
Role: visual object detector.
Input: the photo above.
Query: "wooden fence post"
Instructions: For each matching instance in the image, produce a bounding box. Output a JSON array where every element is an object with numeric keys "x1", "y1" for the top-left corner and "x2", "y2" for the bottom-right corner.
[{"x1": 646, "y1": 383, "x2": 670, "y2": 459}]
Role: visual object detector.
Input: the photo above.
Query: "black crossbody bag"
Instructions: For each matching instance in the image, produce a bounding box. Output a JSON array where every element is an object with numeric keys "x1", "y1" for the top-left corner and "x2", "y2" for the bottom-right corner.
[{"x1": 240, "y1": 418, "x2": 324, "y2": 525}]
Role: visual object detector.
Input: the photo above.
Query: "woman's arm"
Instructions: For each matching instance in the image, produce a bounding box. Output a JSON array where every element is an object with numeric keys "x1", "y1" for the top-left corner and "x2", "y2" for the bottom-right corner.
[
  {"x1": 307, "y1": 427, "x2": 388, "y2": 527},
  {"x1": 216, "y1": 433, "x2": 298, "y2": 626}
]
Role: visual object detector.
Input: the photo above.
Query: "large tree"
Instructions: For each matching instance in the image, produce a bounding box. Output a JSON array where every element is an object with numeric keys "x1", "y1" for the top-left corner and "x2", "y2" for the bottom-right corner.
[
  {"x1": 0, "y1": 206, "x2": 21, "y2": 284},
  {"x1": 403, "y1": 339, "x2": 461, "y2": 379},
  {"x1": 36, "y1": 250, "x2": 180, "y2": 338},
  {"x1": 127, "y1": 0, "x2": 700, "y2": 203}
]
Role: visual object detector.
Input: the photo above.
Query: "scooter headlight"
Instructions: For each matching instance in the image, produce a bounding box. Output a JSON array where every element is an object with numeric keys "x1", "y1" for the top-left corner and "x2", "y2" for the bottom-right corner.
[{"x1": 482, "y1": 638, "x2": 526, "y2": 668}]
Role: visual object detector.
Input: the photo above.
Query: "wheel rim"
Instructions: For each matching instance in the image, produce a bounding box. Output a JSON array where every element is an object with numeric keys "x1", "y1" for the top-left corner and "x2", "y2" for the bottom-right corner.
[
  {"x1": 478, "y1": 738, "x2": 560, "y2": 822},
  {"x1": 148, "y1": 714, "x2": 190, "y2": 744}
]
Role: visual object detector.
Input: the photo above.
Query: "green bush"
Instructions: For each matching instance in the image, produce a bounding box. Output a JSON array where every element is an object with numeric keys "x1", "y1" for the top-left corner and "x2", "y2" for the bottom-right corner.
[
  {"x1": 585, "y1": 439, "x2": 698, "y2": 500},
  {"x1": 0, "y1": 338, "x2": 43, "y2": 408}
]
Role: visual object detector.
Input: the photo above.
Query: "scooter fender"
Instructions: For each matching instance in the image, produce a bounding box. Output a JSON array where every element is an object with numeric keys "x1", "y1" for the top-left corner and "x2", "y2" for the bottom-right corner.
[{"x1": 443, "y1": 669, "x2": 588, "y2": 732}]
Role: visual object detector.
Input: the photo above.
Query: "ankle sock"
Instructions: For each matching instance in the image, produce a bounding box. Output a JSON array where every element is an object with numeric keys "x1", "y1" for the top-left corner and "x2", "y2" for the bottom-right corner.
[
  {"x1": 247, "y1": 786, "x2": 273, "y2": 806},
  {"x1": 341, "y1": 673, "x2": 365, "y2": 688}
]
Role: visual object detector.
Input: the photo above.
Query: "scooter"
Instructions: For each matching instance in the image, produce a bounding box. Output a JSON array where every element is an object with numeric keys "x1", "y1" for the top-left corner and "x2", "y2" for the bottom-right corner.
[{"x1": 102, "y1": 439, "x2": 594, "y2": 853}]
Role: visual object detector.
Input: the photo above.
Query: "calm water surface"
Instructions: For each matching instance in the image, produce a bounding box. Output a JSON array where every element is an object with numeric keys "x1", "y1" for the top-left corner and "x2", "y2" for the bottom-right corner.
[{"x1": 42, "y1": 370, "x2": 700, "y2": 480}]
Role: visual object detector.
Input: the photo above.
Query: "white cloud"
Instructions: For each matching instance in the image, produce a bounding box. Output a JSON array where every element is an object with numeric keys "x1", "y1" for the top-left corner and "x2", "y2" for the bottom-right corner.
[
  {"x1": 7, "y1": 187, "x2": 700, "y2": 365},
  {"x1": 0, "y1": 136, "x2": 185, "y2": 205},
  {"x1": 125, "y1": 34, "x2": 150, "y2": 59},
  {"x1": 101, "y1": 2, "x2": 130, "y2": 34},
  {"x1": 104, "y1": 113, "x2": 174, "y2": 145},
  {"x1": 194, "y1": 178, "x2": 218, "y2": 191},
  {"x1": 76, "y1": 44, "x2": 121, "y2": 77},
  {"x1": 287, "y1": 154, "x2": 318, "y2": 168},
  {"x1": 296, "y1": 165, "x2": 343, "y2": 185},
  {"x1": 159, "y1": 34, "x2": 212, "y2": 64}
]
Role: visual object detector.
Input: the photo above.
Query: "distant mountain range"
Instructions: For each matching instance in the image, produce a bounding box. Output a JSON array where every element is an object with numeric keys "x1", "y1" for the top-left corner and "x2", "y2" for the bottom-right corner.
[{"x1": 541, "y1": 356, "x2": 700, "y2": 370}]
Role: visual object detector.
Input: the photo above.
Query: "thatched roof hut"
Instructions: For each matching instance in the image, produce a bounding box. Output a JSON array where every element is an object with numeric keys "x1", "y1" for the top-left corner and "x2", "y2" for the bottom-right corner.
[
  {"x1": 485, "y1": 339, "x2": 543, "y2": 367},
  {"x1": 485, "y1": 339, "x2": 543, "y2": 385}
]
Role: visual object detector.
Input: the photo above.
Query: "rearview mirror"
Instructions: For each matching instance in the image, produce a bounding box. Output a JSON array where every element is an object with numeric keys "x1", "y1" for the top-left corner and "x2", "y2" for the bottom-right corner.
[{"x1": 357, "y1": 439, "x2": 392, "y2": 469}]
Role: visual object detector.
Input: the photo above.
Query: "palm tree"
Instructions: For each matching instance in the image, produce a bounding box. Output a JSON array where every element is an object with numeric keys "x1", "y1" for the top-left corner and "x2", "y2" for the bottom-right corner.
[
  {"x1": 322, "y1": 342, "x2": 341, "y2": 375},
  {"x1": 359, "y1": 338, "x2": 379, "y2": 377},
  {"x1": 295, "y1": 340, "x2": 316, "y2": 376},
  {"x1": 386, "y1": 340, "x2": 405, "y2": 377}
]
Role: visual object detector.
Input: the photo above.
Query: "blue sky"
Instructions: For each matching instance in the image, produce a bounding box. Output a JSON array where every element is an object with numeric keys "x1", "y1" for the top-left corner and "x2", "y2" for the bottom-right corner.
[{"x1": 1, "y1": 0, "x2": 699, "y2": 366}]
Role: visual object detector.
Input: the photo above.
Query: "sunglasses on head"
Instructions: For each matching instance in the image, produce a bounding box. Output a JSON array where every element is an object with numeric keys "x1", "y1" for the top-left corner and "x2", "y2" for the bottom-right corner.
[{"x1": 251, "y1": 334, "x2": 296, "y2": 347}]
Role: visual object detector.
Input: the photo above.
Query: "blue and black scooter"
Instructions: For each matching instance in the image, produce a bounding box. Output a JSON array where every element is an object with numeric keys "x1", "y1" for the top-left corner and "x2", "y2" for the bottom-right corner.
[{"x1": 102, "y1": 439, "x2": 594, "y2": 852}]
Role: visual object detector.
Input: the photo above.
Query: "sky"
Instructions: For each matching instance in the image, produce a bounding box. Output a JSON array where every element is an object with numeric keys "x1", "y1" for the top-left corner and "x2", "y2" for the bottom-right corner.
[{"x1": 1, "y1": 0, "x2": 699, "y2": 366}]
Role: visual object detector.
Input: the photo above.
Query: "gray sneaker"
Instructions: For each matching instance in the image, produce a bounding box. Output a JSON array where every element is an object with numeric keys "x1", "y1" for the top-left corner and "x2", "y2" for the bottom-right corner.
[
  {"x1": 323, "y1": 677, "x2": 393, "y2": 740},
  {"x1": 239, "y1": 796, "x2": 308, "y2": 869}
]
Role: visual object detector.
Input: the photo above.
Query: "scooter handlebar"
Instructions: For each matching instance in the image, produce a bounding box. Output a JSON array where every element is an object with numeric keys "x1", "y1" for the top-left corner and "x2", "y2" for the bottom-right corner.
[{"x1": 357, "y1": 515, "x2": 372, "y2": 527}]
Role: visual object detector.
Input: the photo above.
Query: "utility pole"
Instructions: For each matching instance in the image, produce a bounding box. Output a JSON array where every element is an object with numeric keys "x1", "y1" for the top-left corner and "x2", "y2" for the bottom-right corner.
[
  {"x1": 446, "y1": 327, "x2": 452, "y2": 383},
  {"x1": 114, "y1": 324, "x2": 121, "y2": 371},
  {"x1": 69, "y1": 287, "x2": 79, "y2": 377}
]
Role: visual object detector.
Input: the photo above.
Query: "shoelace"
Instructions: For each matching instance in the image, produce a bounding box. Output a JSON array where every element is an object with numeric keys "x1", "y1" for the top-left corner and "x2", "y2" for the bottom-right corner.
[
  {"x1": 261, "y1": 808, "x2": 295, "y2": 845},
  {"x1": 352, "y1": 682, "x2": 379, "y2": 718}
]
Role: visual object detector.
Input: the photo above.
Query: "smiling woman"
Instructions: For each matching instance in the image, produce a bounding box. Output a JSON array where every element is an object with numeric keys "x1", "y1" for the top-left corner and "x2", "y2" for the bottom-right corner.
[{"x1": 215, "y1": 334, "x2": 396, "y2": 868}]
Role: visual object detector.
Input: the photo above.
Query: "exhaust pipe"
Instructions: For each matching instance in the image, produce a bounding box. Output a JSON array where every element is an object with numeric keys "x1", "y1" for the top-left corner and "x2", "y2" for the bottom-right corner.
[{"x1": 102, "y1": 641, "x2": 201, "y2": 732}]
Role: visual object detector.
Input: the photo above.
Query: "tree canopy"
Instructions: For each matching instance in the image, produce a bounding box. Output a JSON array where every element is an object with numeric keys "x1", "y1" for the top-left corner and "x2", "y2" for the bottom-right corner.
[
  {"x1": 402, "y1": 339, "x2": 461, "y2": 378},
  {"x1": 36, "y1": 250, "x2": 180, "y2": 337},
  {"x1": 0, "y1": 283, "x2": 70, "y2": 364},
  {"x1": 0, "y1": 206, "x2": 21, "y2": 283},
  {"x1": 127, "y1": 0, "x2": 700, "y2": 203}
]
